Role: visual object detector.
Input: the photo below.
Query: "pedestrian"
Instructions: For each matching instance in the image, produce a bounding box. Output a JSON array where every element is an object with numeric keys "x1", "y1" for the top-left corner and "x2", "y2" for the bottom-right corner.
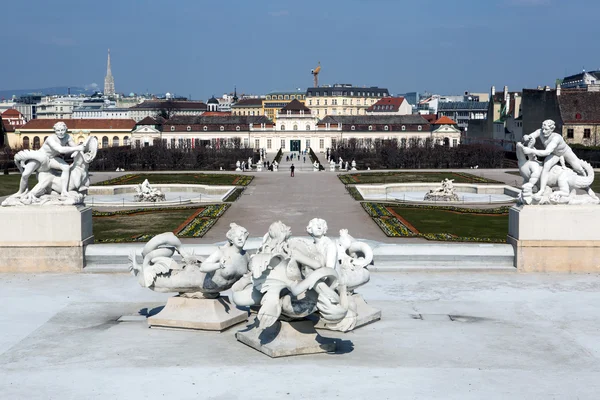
[
  {"x1": 290, "y1": 164, "x2": 295, "y2": 177},
  {"x1": 303, "y1": 156, "x2": 306, "y2": 163}
]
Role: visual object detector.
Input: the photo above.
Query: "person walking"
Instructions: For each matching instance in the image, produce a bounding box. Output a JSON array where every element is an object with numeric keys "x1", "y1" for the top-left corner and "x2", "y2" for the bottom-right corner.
[{"x1": 290, "y1": 164, "x2": 295, "y2": 177}]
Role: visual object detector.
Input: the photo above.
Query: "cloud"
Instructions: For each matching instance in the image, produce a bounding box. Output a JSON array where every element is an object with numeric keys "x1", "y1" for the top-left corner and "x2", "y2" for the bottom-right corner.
[
  {"x1": 84, "y1": 83, "x2": 99, "y2": 91},
  {"x1": 268, "y1": 10, "x2": 289, "y2": 17},
  {"x1": 506, "y1": 0, "x2": 550, "y2": 6}
]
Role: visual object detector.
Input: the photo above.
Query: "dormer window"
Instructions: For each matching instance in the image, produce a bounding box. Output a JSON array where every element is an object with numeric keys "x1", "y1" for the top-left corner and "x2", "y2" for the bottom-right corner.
[
  {"x1": 418, "y1": 125, "x2": 422, "y2": 131},
  {"x1": 170, "y1": 126, "x2": 175, "y2": 131},
  {"x1": 368, "y1": 125, "x2": 373, "y2": 131},
  {"x1": 186, "y1": 126, "x2": 191, "y2": 132},
  {"x1": 236, "y1": 126, "x2": 240, "y2": 131},
  {"x1": 220, "y1": 126, "x2": 224, "y2": 131},
  {"x1": 384, "y1": 125, "x2": 389, "y2": 131},
  {"x1": 203, "y1": 126, "x2": 208, "y2": 131}
]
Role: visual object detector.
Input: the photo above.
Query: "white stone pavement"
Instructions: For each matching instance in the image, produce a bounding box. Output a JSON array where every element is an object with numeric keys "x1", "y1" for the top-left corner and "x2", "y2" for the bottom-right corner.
[{"x1": 1, "y1": 272, "x2": 600, "y2": 399}]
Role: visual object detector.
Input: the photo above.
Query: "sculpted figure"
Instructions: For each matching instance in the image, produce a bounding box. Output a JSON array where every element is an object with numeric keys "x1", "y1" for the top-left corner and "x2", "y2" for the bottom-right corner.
[
  {"x1": 130, "y1": 223, "x2": 249, "y2": 297},
  {"x1": 522, "y1": 120, "x2": 586, "y2": 200},
  {"x1": 3, "y1": 122, "x2": 97, "y2": 206},
  {"x1": 134, "y1": 179, "x2": 165, "y2": 202}
]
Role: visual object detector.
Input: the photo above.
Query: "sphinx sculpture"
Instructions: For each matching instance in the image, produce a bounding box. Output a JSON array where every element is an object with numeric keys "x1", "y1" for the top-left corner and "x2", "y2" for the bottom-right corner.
[
  {"x1": 129, "y1": 223, "x2": 250, "y2": 330},
  {"x1": 517, "y1": 119, "x2": 598, "y2": 205},
  {"x1": 134, "y1": 179, "x2": 165, "y2": 202},
  {"x1": 2, "y1": 121, "x2": 98, "y2": 206}
]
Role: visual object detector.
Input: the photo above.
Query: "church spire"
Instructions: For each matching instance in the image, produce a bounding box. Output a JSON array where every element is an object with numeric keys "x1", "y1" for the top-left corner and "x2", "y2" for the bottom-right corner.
[{"x1": 104, "y1": 49, "x2": 115, "y2": 97}]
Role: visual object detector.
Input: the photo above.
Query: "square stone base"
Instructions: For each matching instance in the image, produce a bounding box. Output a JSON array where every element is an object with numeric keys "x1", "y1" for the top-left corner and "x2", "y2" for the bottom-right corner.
[
  {"x1": 148, "y1": 296, "x2": 248, "y2": 331},
  {"x1": 508, "y1": 205, "x2": 600, "y2": 272},
  {"x1": 0, "y1": 205, "x2": 93, "y2": 272},
  {"x1": 236, "y1": 319, "x2": 337, "y2": 358}
]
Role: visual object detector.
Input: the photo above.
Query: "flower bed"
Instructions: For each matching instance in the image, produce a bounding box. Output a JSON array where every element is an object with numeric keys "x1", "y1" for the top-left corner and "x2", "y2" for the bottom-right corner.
[{"x1": 224, "y1": 188, "x2": 244, "y2": 202}]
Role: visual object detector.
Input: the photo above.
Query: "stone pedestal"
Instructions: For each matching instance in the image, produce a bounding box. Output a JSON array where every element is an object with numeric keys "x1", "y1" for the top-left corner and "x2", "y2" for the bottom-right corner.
[
  {"x1": 0, "y1": 205, "x2": 93, "y2": 272},
  {"x1": 236, "y1": 318, "x2": 337, "y2": 358},
  {"x1": 148, "y1": 296, "x2": 248, "y2": 331},
  {"x1": 314, "y1": 293, "x2": 381, "y2": 331},
  {"x1": 508, "y1": 205, "x2": 600, "y2": 272}
]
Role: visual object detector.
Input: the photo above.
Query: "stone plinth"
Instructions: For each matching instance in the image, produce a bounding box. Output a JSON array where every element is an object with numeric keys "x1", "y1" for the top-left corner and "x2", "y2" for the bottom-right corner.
[
  {"x1": 236, "y1": 319, "x2": 337, "y2": 357},
  {"x1": 0, "y1": 205, "x2": 93, "y2": 272},
  {"x1": 148, "y1": 296, "x2": 248, "y2": 331},
  {"x1": 508, "y1": 205, "x2": 600, "y2": 272}
]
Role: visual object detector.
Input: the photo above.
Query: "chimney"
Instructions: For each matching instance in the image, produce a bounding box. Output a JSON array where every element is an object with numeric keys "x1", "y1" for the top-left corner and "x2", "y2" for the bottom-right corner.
[
  {"x1": 556, "y1": 82, "x2": 561, "y2": 96},
  {"x1": 503, "y1": 85, "x2": 508, "y2": 101},
  {"x1": 491, "y1": 86, "x2": 496, "y2": 96}
]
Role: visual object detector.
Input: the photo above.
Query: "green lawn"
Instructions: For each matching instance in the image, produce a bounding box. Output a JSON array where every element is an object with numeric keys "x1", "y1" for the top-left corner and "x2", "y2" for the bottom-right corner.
[
  {"x1": 93, "y1": 208, "x2": 198, "y2": 242},
  {"x1": 390, "y1": 206, "x2": 508, "y2": 241},
  {"x1": 0, "y1": 175, "x2": 36, "y2": 197},
  {"x1": 95, "y1": 173, "x2": 253, "y2": 186},
  {"x1": 339, "y1": 171, "x2": 502, "y2": 185}
]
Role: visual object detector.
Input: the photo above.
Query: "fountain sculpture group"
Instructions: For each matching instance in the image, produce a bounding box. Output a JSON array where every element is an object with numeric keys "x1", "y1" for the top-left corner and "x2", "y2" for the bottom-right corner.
[
  {"x1": 129, "y1": 218, "x2": 379, "y2": 357},
  {"x1": 424, "y1": 178, "x2": 459, "y2": 202},
  {"x1": 134, "y1": 179, "x2": 165, "y2": 202}
]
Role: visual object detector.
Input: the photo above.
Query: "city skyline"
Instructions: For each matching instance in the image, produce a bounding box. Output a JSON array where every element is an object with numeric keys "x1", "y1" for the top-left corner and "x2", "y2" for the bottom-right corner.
[{"x1": 2, "y1": 0, "x2": 599, "y2": 99}]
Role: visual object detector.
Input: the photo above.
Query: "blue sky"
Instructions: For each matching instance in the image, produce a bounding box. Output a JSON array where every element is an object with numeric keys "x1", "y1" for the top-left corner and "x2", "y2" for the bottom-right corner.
[{"x1": 2, "y1": 0, "x2": 599, "y2": 99}]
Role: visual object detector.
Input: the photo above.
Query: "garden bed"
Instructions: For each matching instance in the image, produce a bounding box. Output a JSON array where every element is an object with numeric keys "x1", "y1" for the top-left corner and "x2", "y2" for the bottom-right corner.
[
  {"x1": 95, "y1": 173, "x2": 253, "y2": 187},
  {"x1": 339, "y1": 171, "x2": 503, "y2": 185}
]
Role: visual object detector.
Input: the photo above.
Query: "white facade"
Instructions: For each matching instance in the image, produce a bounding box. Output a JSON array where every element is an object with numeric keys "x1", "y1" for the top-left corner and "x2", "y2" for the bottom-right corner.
[{"x1": 36, "y1": 96, "x2": 86, "y2": 119}]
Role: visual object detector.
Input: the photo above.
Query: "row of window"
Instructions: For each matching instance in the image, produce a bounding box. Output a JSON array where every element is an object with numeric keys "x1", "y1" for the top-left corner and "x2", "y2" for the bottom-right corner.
[
  {"x1": 566, "y1": 128, "x2": 592, "y2": 139},
  {"x1": 264, "y1": 94, "x2": 305, "y2": 100},
  {"x1": 21, "y1": 135, "x2": 130, "y2": 149},
  {"x1": 307, "y1": 91, "x2": 386, "y2": 97}
]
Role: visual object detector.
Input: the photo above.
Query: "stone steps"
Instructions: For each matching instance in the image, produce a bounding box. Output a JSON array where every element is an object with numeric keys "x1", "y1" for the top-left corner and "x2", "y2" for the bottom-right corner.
[{"x1": 83, "y1": 240, "x2": 516, "y2": 273}]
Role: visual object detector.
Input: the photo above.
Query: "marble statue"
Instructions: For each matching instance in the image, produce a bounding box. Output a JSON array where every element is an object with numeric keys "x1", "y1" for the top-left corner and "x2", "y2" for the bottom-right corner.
[
  {"x1": 247, "y1": 157, "x2": 253, "y2": 169},
  {"x1": 2, "y1": 122, "x2": 98, "y2": 206},
  {"x1": 424, "y1": 178, "x2": 459, "y2": 202},
  {"x1": 129, "y1": 223, "x2": 250, "y2": 330},
  {"x1": 516, "y1": 125, "x2": 597, "y2": 205},
  {"x1": 134, "y1": 179, "x2": 165, "y2": 202},
  {"x1": 273, "y1": 160, "x2": 278, "y2": 171},
  {"x1": 344, "y1": 161, "x2": 349, "y2": 171},
  {"x1": 329, "y1": 158, "x2": 336, "y2": 171},
  {"x1": 313, "y1": 160, "x2": 320, "y2": 171},
  {"x1": 235, "y1": 160, "x2": 241, "y2": 171},
  {"x1": 338, "y1": 157, "x2": 343, "y2": 169},
  {"x1": 351, "y1": 160, "x2": 357, "y2": 171}
]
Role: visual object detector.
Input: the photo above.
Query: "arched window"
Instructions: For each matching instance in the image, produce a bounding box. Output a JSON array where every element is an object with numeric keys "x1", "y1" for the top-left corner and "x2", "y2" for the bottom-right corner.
[
  {"x1": 368, "y1": 125, "x2": 373, "y2": 131},
  {"x1": 402, "y1": 125, "x2": 406, "y2": 131},
  {"x1": 203, "y1": 126, "x2": 208, "y2": 131},
  {"x1": 306, "y1": 125, "x2": 310, "y2": 130},
  {"x1": 280, "y1": 125, "x2": 285, "y2": 130},
  {"x1": 170, "y1": 126, "x2": 175, "y2": 131},
  {"x1": 124, "y1": 136, "x2": 130, "y2": 146},
  {"x1": 236, "y1": 126, "x2": 241, "y2": 131},
  {"x1": 22, "y1": 136, "x2": 30, "y2": 149},
  {"x1": 351, "y1": 125, "x2": 355, "y2": 131},
  {"x1": 220, "y1": 126, "x2": 224, "y2": 131},
  {"x1": 384, "y1": 125, "x2": 389, "y2": 131},
  {"x1": 101, "y1": 136, "x2": 109, "y2": 147},
  {"x1": 293, "y1": 125, "x2": 298, "y2": 130},
  {"x1": 112, "y1": 136, "x2": 120, "y2": 147},
  {"x1": 186, "y1": 126, "x2": 191, "y2": 132},
  {"x1": 33, "y1": 136, "x2": 40, "y2": 149},
  {"x1": 78, "y1": 136, "x2": 85, "y2": 144},
  {"x1": 418, "y1": 125, "x2": 422, "y2": 131}
]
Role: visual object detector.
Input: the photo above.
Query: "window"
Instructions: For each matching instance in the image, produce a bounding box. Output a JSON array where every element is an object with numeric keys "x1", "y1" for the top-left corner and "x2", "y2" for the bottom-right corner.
[
  {"x1": 306, "y1": 125, "x2": 310, "y2": 130},
  {"x1": 102, "y1": 136, "x2": 109, "y2": 148},
  {"x1": 351, "y1": 125, "x2": 355, "y2": 131},
  {"x1": 331, "y1": 138, "x2": 336, "y2": 147},
  {"x1": 306, "y1": 139, "x2": 310, "y2": 149},
  {"x1": 170, "y1": 138, "x2": 176, "y2": 148},
  {"x1": 255, "y1": 139, "x2": 260, "y2": 148},
  {"x1": 22, "y1": 136, "x2": 30, "y2": 148},
  {"x1": 236, "y1": 126, "x2": 241, "y2": 131},
  {"x1": 203, "y1": 126, "x2": 208, "y2": 131},
  {"x1": 324, "y1": 100, "x2": 328, "y2": 106},
  {"x1": 418, "y1": 125, "x2": 422, "y2": 131},
  {"x1": 170, "y1": 126, "x2": 175, "y2": 131},
  {"x1": 267, "y1": 139, "x2": 272, "y2": 149},
  {"x1": 293, "y1": 125, "x2": 298, "y2": 130},
  {"x1": 32, "y1": 136, "x2": 40, "y2": 149},
  {"x1": 280, "y1": 125, "x2": 285, "y2": 130},
  {"x1": 452, "y1": 139, "x2": 458, "y2": 147},
  {"x1": 584, "y1": 128, "x2": 591, "y2": 139},
  {"x1": 368, "y1": 125, "x2": 373, "y2": 131},
  {"x1": 384, "y1": 125, "x2": 389, "y2": 131},
  {"x1": 567, "y1": 129, "x2": 574, "y2": 138},
  {"x1": 319, "y1": 138, "x2": 324, "y2": 149},
  {"x1": 220, "y1": 126, "x2": 224, "y2": 131},
  {"x1": 112, "y1": 136, "x2": 119, "y2": 147},
  {"x1": 281, "y1": 139, "x2": 286, "y2": 149},
  {"x1": 309, "y1": 100, "x2": 312, "y2": 106}
]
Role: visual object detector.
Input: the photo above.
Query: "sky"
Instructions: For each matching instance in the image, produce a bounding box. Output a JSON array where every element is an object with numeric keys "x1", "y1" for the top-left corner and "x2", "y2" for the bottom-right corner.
[{"x1": 2, "y1": 0, "x2": 600, "y2": 100}]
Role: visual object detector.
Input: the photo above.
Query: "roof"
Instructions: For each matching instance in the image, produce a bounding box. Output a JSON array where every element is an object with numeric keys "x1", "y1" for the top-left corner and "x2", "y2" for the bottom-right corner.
[
  {"x1": 165, "y1": 115, "x2": 273, "y2": 125},
  {"x1": 306, "y1": 85, "x2": 389, "y2": 97},
  {"x1": 231, "y1": 98, "x2": 263, "y2": 107},
  {"x1": 136, "y1": 116, "x2": 158, "y2": 125},
  {"x1": 437, "y1": 101, "x2": 488, "y2": 111},
  {"x1": 280, "y1": 99, "x2": 311, "y2": 113},
  {"x1": 319, "y1": 115, "x2": 429, "y2": 125},
  {"x1": 2, "y1": 120, "x2": 15, "y2": 132},
  {"x1": 1, "y1": 109, "x2": 23, "y2": 118},
  {"x1": 207, "y1": 97, "x2": 219, "y2": 104},
  {"x1": 420, "y1": 114, "x2": 438, "y2": 123},
  {"x1": 202, "y1": 111, "x2": 232, "y2": 116},
  {"x1": 19, "y1": 119, "x2": 137, "y2": 130},
  {"x1": 366, "y1": 97, "x2": 406, "y2": 112},
  {"x1": 558, "y1": 90, "x2": 600, "y2": 123},
  {"x1": 433, "y1": 116, "x2": 457, "y2": 125},
  {"x1": 130, "y1": 100, "x2": 208, "y2": 110}
]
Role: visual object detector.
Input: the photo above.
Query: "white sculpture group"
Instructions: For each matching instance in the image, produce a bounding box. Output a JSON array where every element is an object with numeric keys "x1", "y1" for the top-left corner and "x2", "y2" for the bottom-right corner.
[
  {"x1": 134, "y1": 179, "x2": 165, "y2": 203},
  {"x1": 130, "y1": 218, "x2": 377, "y2": 356},
  {"x1": 2, "y1": 122, "x2": 98, "y2": 206},
  {"x1": 424, "y1": 178, "x2": 459, "y2": 202},
  {"x1": 517, "y1": 119, "x2": 598, "y2": 205}
]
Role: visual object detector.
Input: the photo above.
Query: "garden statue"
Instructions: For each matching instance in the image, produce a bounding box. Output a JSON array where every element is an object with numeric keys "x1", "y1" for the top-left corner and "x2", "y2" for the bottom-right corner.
[
  {"x1": 424, "y1": 178, "x2": 459, "y2": 202},
  {"x1": 273, "y1": 160, "x2": 278, "y2": 171},
  {"x1": 313, "y1": 160, "x2": 320, "y2": 171},
  {"x1": 134, "y1": 179, "x2": 165, "y2": 202},
  {"x1": 247, "y1": 157, "x2": 253, "y2": 169},
  {"x1": 235, "y1": 160, "x2": 241, "y2": 171},
  {"x1": 329, "y1": 158, "x2": 336, "y2": 171},
  {"x1": 351, "y1": 160, "x2": 357, "y2": 171},
  {"x1": 344, "y1": 161, "x2": 349, "y2": 171},
  {"x1": 129, "y1": 223, "x2": 250, "y2": 330},
  {"x1": 516, "y1": 123, "x2": 597, "y2": 205},
  {"x1": 338, "y1": 157, "x2": 343, "y2": 169},
  {"x1": 2, "y1": 122, "x2": 98, "y2": 206}
]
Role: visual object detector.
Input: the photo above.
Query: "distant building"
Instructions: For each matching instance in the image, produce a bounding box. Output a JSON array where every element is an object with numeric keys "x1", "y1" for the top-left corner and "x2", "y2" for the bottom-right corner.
[
  {"x1": 560, "y1": 70, "x2": 600, "y2": 89},
  {"x1": 10, "y1": 118, "x2": 136, "y2": 149},
  {"x1": 231, "y1": 98, "x2": 264, "y2": 117},
  {"x1": 305, "y1": 84, "x2": 389, "y2": 119},
  {"x1": 274, "y1": 100, "x2": 319, "y2": 151},
  {"x1": 437, "y1": 101, "x2": 488, "y2": 132},
  {"x1": 104, "y1": 49, "x2": 115, "y2": 97},
  {"x1": 128, "y1": 100, "x2": 207, "y2": 122},
  {"x1": 36, "y1": 96, "x2": 87, "y2": 119},
  {"x1": 366, "y1": 97, "x2": 412, "y2": 116},
  {"x1": 263, "y1": 91, "x2": 305, "y2": 123}
]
